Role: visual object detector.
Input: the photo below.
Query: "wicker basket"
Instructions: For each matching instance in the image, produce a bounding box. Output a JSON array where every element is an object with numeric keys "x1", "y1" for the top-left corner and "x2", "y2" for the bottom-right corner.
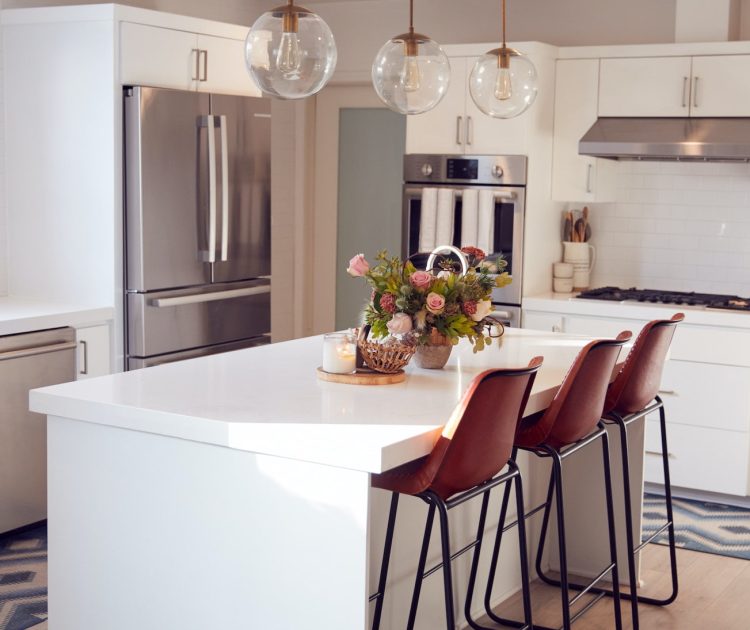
[{"x1": 357, "y1": 336, "x2": 416, "y2": 374}]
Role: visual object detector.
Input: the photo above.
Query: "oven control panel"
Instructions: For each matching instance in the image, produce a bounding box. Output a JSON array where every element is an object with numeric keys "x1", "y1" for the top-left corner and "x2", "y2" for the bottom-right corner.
[
  {"x1": 403, "y1": 154, "x2": 528, "y2": 186},
  {"x1": 446, "y1": 158, "x2": 478, "y2": 180}
]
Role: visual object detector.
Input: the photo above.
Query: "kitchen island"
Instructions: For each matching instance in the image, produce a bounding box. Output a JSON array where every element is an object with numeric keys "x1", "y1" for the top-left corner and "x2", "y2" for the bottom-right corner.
[{"x1": 30, "y1": 329, "x2": 642, "y2": 630}]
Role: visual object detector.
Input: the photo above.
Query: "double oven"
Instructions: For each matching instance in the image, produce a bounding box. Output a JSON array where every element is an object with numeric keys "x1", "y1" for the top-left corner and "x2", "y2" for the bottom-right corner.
[{"x1": 402, "y1": 154, "x2": 527, "y2": 327}]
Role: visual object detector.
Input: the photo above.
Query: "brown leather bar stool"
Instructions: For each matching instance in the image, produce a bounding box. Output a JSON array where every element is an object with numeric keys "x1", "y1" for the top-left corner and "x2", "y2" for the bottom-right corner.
[
  {"x1": 536, "y1": 313, "x2": 684, "y2": 630},
  {"x1": 369, "y1": 358, "x2": 543, "y2": 630},
  {"x1": 472, "y1": 332, "x2": 631, "y2": 630}
]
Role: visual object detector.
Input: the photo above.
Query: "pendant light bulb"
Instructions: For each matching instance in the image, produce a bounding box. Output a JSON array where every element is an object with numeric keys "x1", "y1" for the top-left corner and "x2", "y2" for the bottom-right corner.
[
  {"x1": 372, "y1": 0, "x2": 450, "y2": 115},
  {"x1": 245, "y1": 0, "x2": 337, "y2": 99},
  {"x1": 401, "y1": 53, "x2": 422, "y2": 92},
  {"x1": 469, "y1": 0, "x2": 537, "y2": 119}
]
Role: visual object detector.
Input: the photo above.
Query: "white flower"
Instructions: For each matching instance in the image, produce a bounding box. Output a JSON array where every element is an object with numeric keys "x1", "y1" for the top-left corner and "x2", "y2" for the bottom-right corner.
[
  {"x1": 386, "y1": 313, "x2": 413, "y2": 335},
  {"x1": 470, "y1": 299, "x2": 493, "y2": 322}
]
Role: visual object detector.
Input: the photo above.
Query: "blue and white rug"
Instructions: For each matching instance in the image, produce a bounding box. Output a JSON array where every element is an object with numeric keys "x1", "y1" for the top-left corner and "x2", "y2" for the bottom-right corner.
[
  {"x1": 642, "y1": 493, "x2": 750, "y2": 561},
  {"x1": 0, "y1": 526, "x2": 47, "y2": 630}
]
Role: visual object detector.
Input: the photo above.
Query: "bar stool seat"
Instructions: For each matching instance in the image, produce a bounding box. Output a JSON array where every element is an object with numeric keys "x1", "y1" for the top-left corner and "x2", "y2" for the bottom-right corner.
[
  {"x1": 471, "y1": 332, "x2": 631, "y2": 630},
  {"x1": 369, "y1": 358, "x2": 543, "y2": 630}
]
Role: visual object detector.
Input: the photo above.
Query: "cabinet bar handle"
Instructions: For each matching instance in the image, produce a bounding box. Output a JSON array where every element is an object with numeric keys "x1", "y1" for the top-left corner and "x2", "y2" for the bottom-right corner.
[
  {"x1": 192, "y1": 48, "x2": 200, "y2": 81},
  {"x1": 467, "y1": 116, "x2": 473, "y2": 146},
  {"x1": 682, "y1": 76, "x2": 688, "y2": 108},
  {"x1": 658, "y1": 389, "x2": 677, "y2": 396},
  {"x1": 586, "y1": 163, "x2": 593, "y2": 193},
  {"x1": 693, "y1": 76, "x2": 700, "y2": 108},
  {"x1": 201, "y1": 49, "x2": 209, "y2": 82},
  {"x1": 0, "y1": 340, "x2": 77, "y2": 362},
  {"x1": 79, "y1": 340, "x2": 88, "y2": 375},
  {"x1": 646, "y1": 450, "x2": 676, "y2": 459},
  {"x1": 456, "y1": 116, "x2": 463, "y2": 145}
]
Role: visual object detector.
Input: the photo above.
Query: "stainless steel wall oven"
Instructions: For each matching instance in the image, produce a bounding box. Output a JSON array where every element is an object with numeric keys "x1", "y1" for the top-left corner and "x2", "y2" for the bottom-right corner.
[{"x1": 402, "y1": 154, "x2": 527, "y2": 327}]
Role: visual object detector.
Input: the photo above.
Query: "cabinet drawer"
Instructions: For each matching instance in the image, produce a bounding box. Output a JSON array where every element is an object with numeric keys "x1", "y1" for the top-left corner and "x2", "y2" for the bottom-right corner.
[
  {"x1": 670, "y1": 325, "x2": 750, "y2": 366},
  {"x1": 562, "y1": 315, "x2": 646, "y2": 339},
  {"x1": 644, "y1": 420, "x2": 749, "y2": 496},
  {"x1": 658, "y1": 361, "x2": 750, "y2": 432}
]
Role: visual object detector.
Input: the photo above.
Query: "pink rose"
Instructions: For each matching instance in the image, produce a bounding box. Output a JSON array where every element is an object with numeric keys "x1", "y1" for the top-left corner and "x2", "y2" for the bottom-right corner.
[
  {"x1": 379, "y1": 293, "x2": 396, "y2": 314},
  {"x1": 463, "y1": 300, "x2": 478, "y2": 316},
  {"x1": 409, "y1": 270, "x2": 433, "y2": 291},
  {"x1": 347, "y1": 253, "x2": 370, "y2": 277},
  {"x1": 386, "y1": 312, "x2": 413, "y2": 335},
  {"x1": 425, "y1": 292, "x2": 445, "y2": 315}
]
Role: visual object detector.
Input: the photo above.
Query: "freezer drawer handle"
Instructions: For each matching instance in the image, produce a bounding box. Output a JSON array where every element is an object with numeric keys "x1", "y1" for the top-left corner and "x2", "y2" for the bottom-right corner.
[
  {"x1": 0, "y1": 340, "x2": 78, "y2": 362},
  {"x1": 149, "y1": 285, "x2": 271, "y2": 308}
]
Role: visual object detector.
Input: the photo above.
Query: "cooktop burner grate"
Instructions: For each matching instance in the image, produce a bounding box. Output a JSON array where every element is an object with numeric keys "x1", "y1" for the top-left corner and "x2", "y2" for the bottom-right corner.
[{"x1": 576, "y1": 287, "x2": 750, "y2": 311}]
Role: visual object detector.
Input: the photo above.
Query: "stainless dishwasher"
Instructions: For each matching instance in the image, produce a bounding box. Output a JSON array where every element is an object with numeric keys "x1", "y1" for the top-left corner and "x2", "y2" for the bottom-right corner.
[{"x1": 0, "y1": 327, "x2": 77, "y2": 533}]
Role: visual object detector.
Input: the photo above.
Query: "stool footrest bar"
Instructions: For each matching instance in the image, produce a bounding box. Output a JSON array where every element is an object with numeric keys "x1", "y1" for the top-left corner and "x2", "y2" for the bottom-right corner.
[
  {"x1": 634, "y1": 521, "x2": 672, "y2": 554},
  {"x1": 568, "y1": 563, "x2": 615, "y2": 607}
]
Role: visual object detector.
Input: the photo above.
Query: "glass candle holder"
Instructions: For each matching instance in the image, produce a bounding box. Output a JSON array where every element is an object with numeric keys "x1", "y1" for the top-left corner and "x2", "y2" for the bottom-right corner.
[{"x1": 322, "y1": 333, "x2": 357, "y2": 374}]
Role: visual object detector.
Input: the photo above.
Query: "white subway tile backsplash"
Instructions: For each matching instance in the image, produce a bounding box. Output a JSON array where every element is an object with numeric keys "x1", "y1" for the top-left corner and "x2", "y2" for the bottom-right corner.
[{"x1": 590, "y1": 161, "x2": 750, "y2": 296}]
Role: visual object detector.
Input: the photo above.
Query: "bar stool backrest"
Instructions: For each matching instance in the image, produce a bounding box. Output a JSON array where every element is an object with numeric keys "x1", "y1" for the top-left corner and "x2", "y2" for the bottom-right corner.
[
  {"x1": 530, "y1": 333, "x2": 632, "y2": 449},
  {"x1": 427, "y1": 357, "x2": 543, "y2": 500},
  {"x1": 604, "y1": 313, "x2": 684, "y2": 415}
]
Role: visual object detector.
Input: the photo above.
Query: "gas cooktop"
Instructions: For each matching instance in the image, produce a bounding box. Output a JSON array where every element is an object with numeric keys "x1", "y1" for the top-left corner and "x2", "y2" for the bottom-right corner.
[{"x1": 576, "y1": 287, "x2": 750, "y2": 311}]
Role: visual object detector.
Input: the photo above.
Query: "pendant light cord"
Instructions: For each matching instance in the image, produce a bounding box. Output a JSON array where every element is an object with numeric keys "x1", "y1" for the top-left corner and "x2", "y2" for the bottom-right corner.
[
  {"x1": 501, "y1": 0, "x2": 506, "y2": 47},
  {"x1": 409, "y1": 0, "x2": 414, "y2": 35}
]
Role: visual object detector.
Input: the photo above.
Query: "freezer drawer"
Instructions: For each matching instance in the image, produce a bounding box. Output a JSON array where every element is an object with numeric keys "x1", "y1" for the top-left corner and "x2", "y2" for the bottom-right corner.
[
  {"x1": 127, "y1": 335, "x2": 270, "y2": 370},
  {"x1": 127, "y1": 279, "x2": 271, "y2": 358},
  {"x1": 0, "y1": 327, "x2": 77, "y2": 532}
]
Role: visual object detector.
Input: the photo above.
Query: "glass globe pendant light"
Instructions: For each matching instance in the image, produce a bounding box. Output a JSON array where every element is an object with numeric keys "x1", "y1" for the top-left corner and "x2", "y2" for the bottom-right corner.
[
  {"x1": 245, "y1": 0, "x2": 337, "y2": 100},
  {"x1": 469, "y1": 0, "x2": 537, "y2": 119},
  {"x1": 371, "y1": 0, "x2": 451, "y2": 115}
]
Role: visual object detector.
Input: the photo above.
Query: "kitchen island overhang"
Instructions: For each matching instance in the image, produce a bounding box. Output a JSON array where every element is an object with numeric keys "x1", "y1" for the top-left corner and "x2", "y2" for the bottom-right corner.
[{"x1": 31, "y1": 330, "x2": 644, "y2": 630}]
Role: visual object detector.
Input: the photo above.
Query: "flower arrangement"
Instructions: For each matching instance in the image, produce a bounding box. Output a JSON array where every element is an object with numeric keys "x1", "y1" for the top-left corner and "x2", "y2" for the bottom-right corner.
[{"x1": 347, "y1": 248, "x2": 511, "y2": 353}]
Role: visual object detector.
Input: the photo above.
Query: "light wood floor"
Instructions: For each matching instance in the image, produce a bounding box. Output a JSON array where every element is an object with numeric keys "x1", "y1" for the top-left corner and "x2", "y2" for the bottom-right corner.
[{"x1": 477, "y1": 545, "x2": 750, "y2": 629}]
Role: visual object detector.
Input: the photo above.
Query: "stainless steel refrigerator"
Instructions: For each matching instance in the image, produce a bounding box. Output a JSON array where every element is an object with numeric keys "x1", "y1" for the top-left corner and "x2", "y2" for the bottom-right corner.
[{"x1": 124, "y1": 86, "x2": 271, "y2": 370}]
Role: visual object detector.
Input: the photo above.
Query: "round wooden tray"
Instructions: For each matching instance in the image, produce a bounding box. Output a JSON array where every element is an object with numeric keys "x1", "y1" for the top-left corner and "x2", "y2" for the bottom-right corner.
[{"x1": 316, "y1": 366, "x2": 406, "y2": 385}]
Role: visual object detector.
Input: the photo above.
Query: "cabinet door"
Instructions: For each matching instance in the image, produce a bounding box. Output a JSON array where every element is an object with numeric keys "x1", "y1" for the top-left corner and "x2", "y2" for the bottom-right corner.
[
  {"x1": 197, "y1": 34, "x2": 261, "y2": 97},
  {"x1": 522, "y1": 311, "x2": 563, "y2": 332},
  {"x1": 405, "y1": 57, "x2": 467, "y2": 154},
  {"x1": 120, "y1": 22, "x2": 199, "y2": 90},
  {"x1": 552, "y1": 59, "x2": 616, "y2": 202},
  {"x1": 464, "y1": 56, "x2": 528, "y2": 155},
  {"x1": 690, "y1": 55, "x2": 750, "y2": 116},
  {"x1": 598, "y1": 57, "x2": 692, "y2": 117},
  {"x1": 76, "y1": 324, "x2": 112, "y2": 379}
]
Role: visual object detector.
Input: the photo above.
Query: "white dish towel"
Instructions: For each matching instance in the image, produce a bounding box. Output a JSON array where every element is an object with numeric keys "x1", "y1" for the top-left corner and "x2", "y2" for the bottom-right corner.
[
  {"x1": 476, "y1": 189, "x2": 496, "y2": 254},
  {"x1": 460, "y1": 188, "x2": 479, "y2": 248},
  {"x1": 418, "y1": 187, "x2": 438, "y2": 253},
  {"x1": 435, "y1": 188, "x2": 456, "y2": 249}
]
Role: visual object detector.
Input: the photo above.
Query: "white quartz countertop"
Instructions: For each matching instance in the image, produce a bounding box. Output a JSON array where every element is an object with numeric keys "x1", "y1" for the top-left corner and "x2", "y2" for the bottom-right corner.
[
  {"x1": 30, "y1": 329, "x2": 608, "y2": 473},
  {"x1": 0, "y1": 296, "x2": 114, "y2": 336},
  {"x1": 524, "y1": 292, "x2": 750, "y2": 328}
]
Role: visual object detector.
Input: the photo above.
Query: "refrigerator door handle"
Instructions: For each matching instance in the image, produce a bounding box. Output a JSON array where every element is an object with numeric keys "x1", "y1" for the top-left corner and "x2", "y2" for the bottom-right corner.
[
  {"x1": 206, "y1": 114, "x2": 217, "y2": 263},
  {"x1": 219, "y1": 114, "x2": 229, "y2": 262},
  {"x1": 148, "y1": 285, "x2": 270, "y2": 308}
]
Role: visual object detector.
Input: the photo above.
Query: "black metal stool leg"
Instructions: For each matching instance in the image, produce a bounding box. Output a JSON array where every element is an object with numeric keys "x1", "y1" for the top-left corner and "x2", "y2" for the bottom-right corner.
[
  {"x1": 464, "y1": 490, "x2": 496, "y2": 630},
  {"x1": 600, "y1": 427, "x2": 624, "y2": 630},
  {"x1": 406, "y1": 503, "x2": 436, "y2": 630},
  {"x1": 371, "y1": 492, "x2": 399, "y2": 630},
  {"x1": 514, "y1": 473, "x2": 534, "y2": 630},
  {"x1": 534, "y1": 469, "x2": 557, "y2": 589},
  {"x1": 550, "y1": 449, "x2": 573, "y2": 630},
  {"x1": 483, "y1": 472, "x2": 515, "y2": 619},
  {"x1": 613, "y1": 415, "x2": 641, "y2": 629},
  {"x1": 435, "y1": 498, "x2": 457, "y2": 630}
]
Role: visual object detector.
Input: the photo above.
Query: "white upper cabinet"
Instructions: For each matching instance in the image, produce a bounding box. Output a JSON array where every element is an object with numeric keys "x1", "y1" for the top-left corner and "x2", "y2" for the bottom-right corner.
[
  {"x1": 598, "y1": 56, "x2": 693, "y2": 117},
  {"x1": 690, "y1": 55, "x2": 750, "y2": 116},
  {"x1": 120, "y1": 22, "x2": 260, "y2": 96},
  {"x1": 552, "y1": 58, "x2": 616, "y2": 202},
  {"x1": 405, "y1": 56, "x2": 527, "y2": 155},
  {"x1": 599, "y1": 54, "x2": 750, "y2": 117}
]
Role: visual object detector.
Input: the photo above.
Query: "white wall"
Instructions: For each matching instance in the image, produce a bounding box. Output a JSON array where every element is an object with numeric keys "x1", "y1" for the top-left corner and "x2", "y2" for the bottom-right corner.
[
  {"x1": 2, "y1": 0, "x2": 276, "y2": 24},
  {"x1": 590, "y1": 161, "x2": 750, "y2": 296},
  {"x1": 308, "y1": 0, "x2": 679, "y2": 77}
]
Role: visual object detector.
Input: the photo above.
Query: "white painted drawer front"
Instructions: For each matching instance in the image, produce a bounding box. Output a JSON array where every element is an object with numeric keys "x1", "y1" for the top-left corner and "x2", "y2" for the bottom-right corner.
[
  {"x1": 644, "y1": 420, "x2": 749, "y2": 496},
  {"x1": 563, "y1": 315, "x2": 646, "y2": 339},
  {"x1": 670, "y1": 325, "x2": 750, "y2": 366},
  {"x1": 659, "y1": 361, "x2": 750, "y2": 433}
]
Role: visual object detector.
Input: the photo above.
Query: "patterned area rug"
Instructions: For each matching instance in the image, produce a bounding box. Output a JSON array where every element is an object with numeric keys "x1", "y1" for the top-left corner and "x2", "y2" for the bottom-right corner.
[
  {"x1": 642, "y1": 493, "x2": 750, "y2": 561},
  {"x1": 0, "y1": 526, "x2": 47, "y2": 630}
]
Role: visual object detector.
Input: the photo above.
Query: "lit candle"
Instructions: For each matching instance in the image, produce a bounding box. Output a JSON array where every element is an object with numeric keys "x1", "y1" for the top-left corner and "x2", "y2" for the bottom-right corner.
[{"x1": 322, "y1": 333, "x2": 356, "y2": 374}]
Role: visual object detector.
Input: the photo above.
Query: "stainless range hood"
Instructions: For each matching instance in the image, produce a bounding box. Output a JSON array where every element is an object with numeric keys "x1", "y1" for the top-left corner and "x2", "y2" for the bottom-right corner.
[{"x1": 579, "y1": 118, "x2": 750, "y2": 162}]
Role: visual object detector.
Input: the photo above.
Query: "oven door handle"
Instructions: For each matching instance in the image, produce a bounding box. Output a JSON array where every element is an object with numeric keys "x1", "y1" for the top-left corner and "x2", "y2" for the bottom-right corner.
[{"x1": 403, "y1": 187, "x2": 517, "y2": 201}]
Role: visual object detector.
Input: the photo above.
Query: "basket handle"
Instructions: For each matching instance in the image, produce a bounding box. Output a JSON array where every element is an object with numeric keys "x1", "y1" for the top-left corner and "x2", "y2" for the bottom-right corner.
[{"x1": 425, "y1": 245, "x2": 469, "y2": 275}]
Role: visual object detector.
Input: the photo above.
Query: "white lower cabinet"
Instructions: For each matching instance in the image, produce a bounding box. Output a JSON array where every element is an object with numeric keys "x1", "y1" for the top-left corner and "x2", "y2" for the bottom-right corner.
[
  {"x1": 75, "y1": 324, "x2": 112, "y2": 379},
  {"x1": 522, "y1": 308, "x2": 750, "y2": 495}
]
